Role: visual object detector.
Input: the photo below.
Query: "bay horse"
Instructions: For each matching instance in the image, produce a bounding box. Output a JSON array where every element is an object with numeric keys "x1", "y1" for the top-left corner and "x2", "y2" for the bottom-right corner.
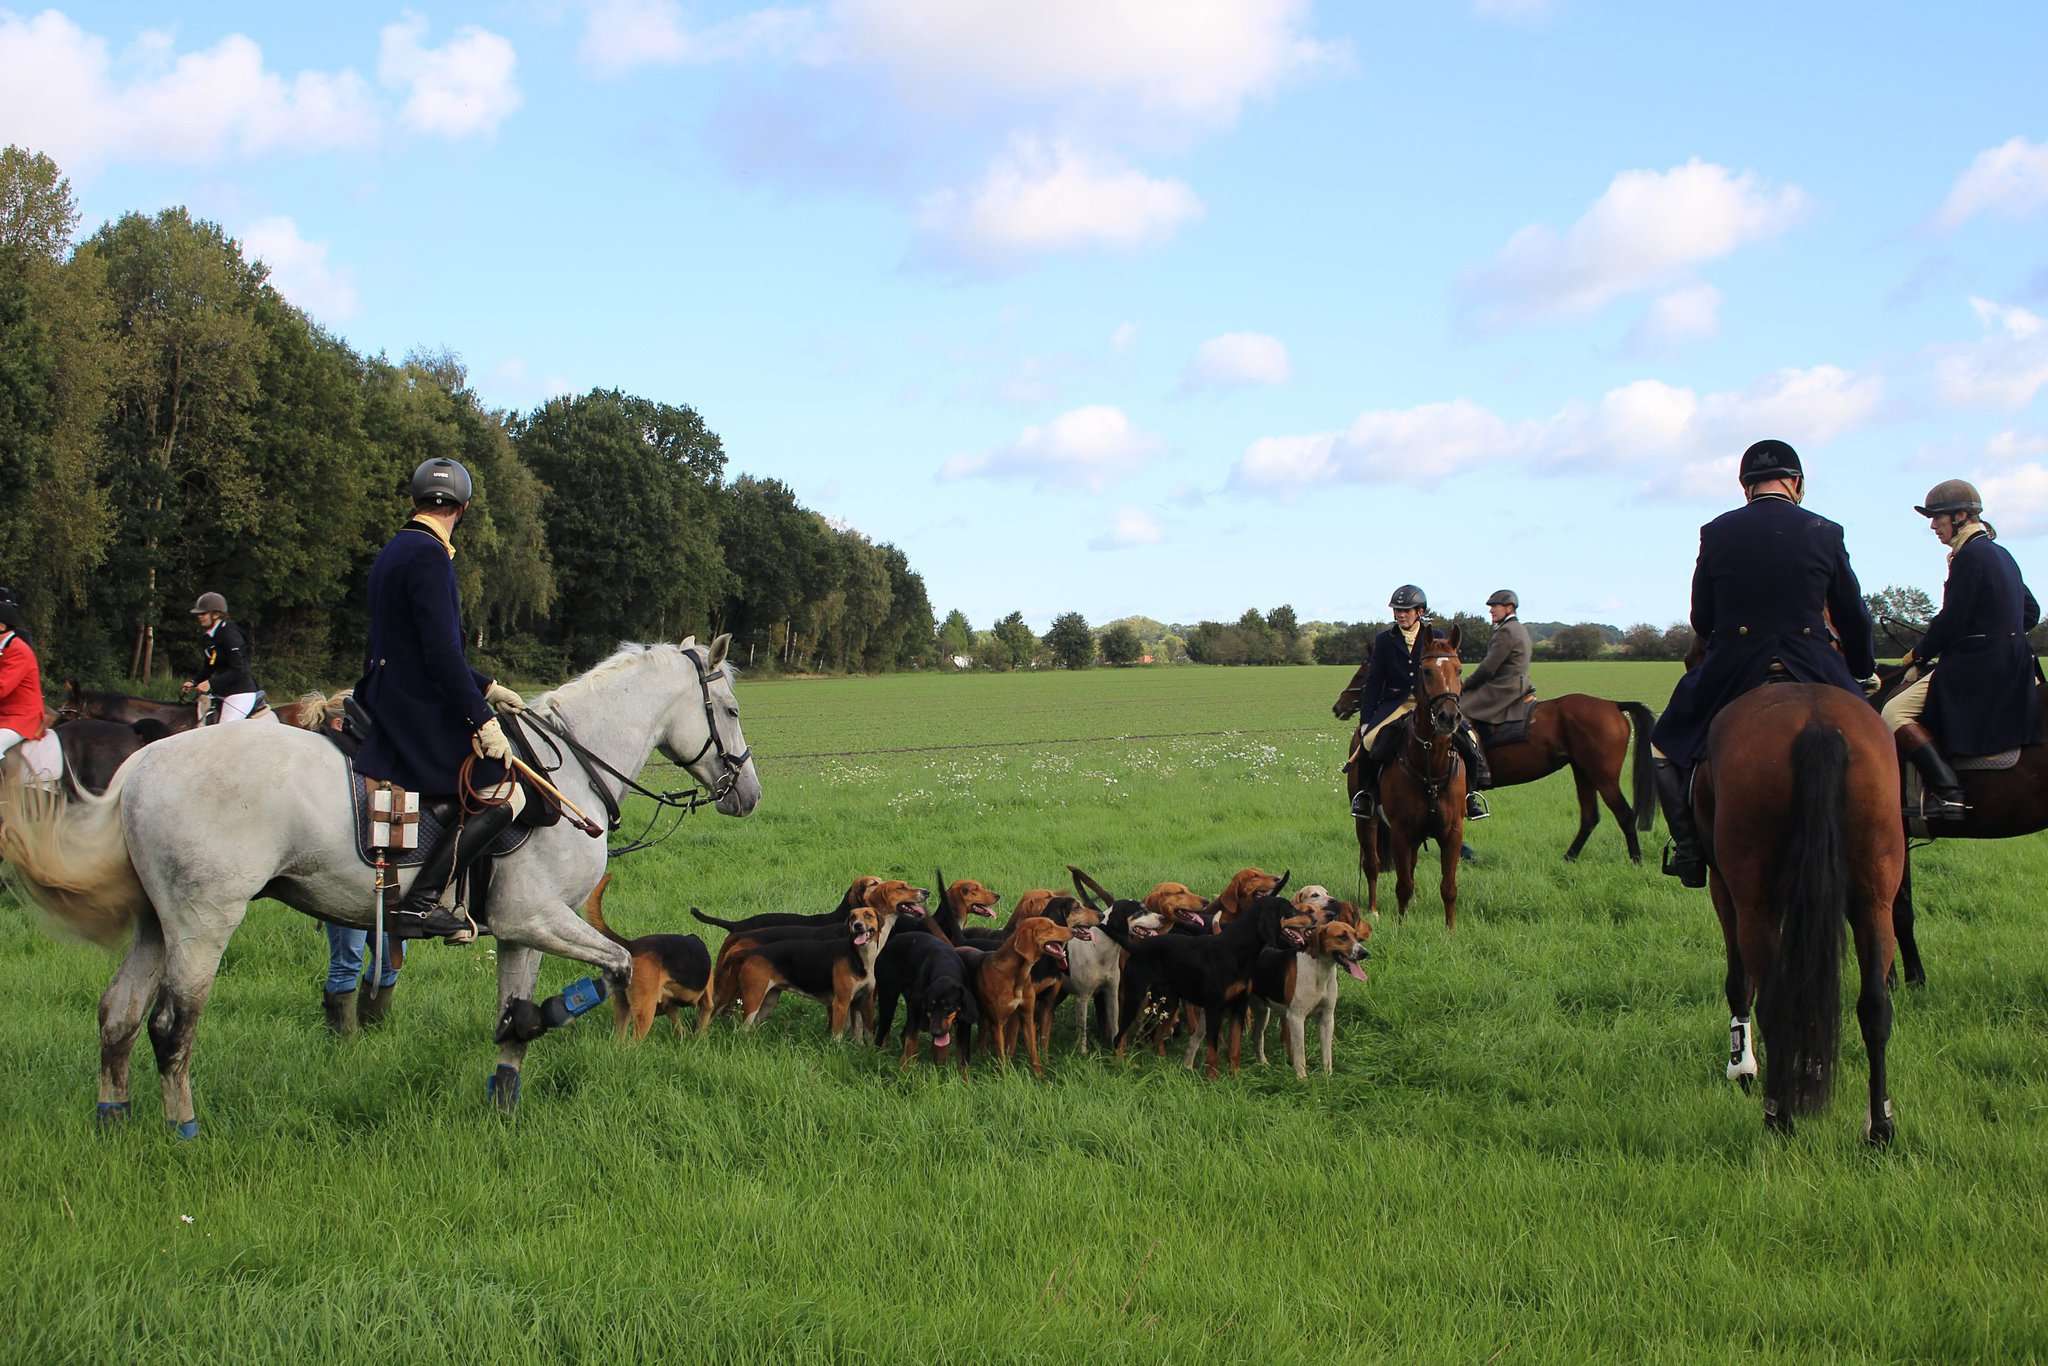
[
  {"x1": 1867, "y1": 659, "x2": 2048, "y2": 989},
  {"x1": 1, "y1": 635, "x2": 760, "y2": 1136},
  {"x1": 55, "y1": 717, "x2": 171, "y2": 795},
  {"x1": 1695, "y1": 684, "x2": 1903, "y2": 1144},
  {"x1": 62, "y1": 681, "x2": 198, "y2": 732},
  {"x1": 1481, "y1": 696, "x2": 1658, "y2": 861},
  {"x1": 1349, "y1": 630, "x2": 1467, "y2": 928}
]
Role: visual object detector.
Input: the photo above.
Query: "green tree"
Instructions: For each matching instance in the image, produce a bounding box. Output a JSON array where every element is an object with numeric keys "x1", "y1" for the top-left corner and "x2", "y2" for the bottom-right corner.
[
  {"x1": 1046, "y1": 611, "x2": 1094, "y2": 669},
  {"x1": 1621, "y1": 622, "x2": 1667, "y2": 660},
  {"x1": 1545, "y1": 623, "x2": 1607, "y2": 660},
  {"x1": 1447, "y1": 610, "x2": 1490, "y2": 662},
  {"x1": 1865, "y1": 585, "x2": 1936, "y2": 630},
  {"x1": 1100, "y1": 621, "x2": 1142, "y2": 666},
  {"x1": 937, "y1": 608, "x2": 974, "y2": 661},
  {"x1": 992, "y1": 611, "x2": 1037, "y2": 669}
]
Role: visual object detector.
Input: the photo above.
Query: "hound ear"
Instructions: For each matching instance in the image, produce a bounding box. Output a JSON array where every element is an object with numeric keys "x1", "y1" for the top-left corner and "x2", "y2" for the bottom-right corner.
[{"x1": 708, "y1": 633, "x2": 732, "y2": 669}]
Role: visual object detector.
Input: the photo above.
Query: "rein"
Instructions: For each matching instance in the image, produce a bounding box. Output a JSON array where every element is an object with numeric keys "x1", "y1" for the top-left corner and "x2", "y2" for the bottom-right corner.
[
  {"x1": 1401, "y1": 652, "x2": 1464, "y2": 803},
  {"x1": 516, "y1": 646, "x2": 749, "y2": 859}
]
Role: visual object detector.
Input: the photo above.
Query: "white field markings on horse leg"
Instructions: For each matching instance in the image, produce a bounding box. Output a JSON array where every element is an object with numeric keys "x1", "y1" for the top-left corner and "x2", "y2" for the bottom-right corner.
[{"x1": 1727, "y1": 1015, "x2": 1758, "y2": 1084}]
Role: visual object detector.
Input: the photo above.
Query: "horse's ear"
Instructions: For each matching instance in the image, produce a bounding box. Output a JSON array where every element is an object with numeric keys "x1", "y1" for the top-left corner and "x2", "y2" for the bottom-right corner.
[
  {"x1": 1446, "y1": 625, "x2": 1461, "y2": 653},
  {"x1": 708, "y1": 633, "x2": 732, "y2": 669},
  {"x1": 679, "y1": 635, "x2": 697, "y2": 650}
]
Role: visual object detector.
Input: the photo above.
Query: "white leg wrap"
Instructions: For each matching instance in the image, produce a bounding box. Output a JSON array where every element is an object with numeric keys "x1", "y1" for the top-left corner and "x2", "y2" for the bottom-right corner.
[{"x1": 1727, "y1": 1015, "x2": 1758, "y2": 1082}]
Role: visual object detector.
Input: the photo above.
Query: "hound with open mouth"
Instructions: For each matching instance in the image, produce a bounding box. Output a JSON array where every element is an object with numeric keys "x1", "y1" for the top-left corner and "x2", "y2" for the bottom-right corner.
[
  {"x1": 967, "y1": 916, "x2": 1075, "y2": 1078},
  {"x1": 1254, "y1": 912, "x2": 1371, "y2": 1079},
  {"x1": 875, "y1": 929, "x2": 980, "y2": 1074},
  {"x1": 698, "y1": 879, "x2": 927, "y2": 1038}
]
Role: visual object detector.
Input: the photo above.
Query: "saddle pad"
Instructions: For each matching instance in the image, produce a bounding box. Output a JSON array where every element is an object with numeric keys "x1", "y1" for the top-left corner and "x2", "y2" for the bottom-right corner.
[
  {"x1": 1955, "y1": 749, "x2": 2021, "y2": 772},
  {"x1": 17, "y1": 730, "x2": 62, "y2": 784},
  {"x1": 348, "y1": 768, "x2": 533, "y2": 869},
  {"x1": 1475, "y1": 716, "x2": 1529, "y2": 748}
]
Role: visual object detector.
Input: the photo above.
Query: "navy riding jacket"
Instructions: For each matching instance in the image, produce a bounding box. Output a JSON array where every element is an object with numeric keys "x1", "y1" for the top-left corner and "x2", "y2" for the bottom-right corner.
[
  {"x1": 353, "y1": 521, "x2": 500, "y2": 794},
  {"x1": 1918, "y1": 531, "x2": 2041, "y2": 755},
  {"x1": 188, "y1": 619, "x2": 256, "y2": 697},
  {"x1": 1651, "y1": 496, "x2": 1875, "y2": 766},
  {"x1": 1357, "y1": 626, "x2": 1438, "y2": 733}
]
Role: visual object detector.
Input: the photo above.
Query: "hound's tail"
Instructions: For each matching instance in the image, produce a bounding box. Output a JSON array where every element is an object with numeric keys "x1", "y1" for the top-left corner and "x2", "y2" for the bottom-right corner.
[
  {"x1": 0, "y1": 762, "x2": 148, "y2": 946},
  {"x1": 691, "y1": 907, "x2": 745, "y2": 930},
  {"x1": 1067, "y1": 864, "x2": 1116, "y2": 910},
  {"x1": 579, "y1": 873, "x2": 624, "y2": 946}
]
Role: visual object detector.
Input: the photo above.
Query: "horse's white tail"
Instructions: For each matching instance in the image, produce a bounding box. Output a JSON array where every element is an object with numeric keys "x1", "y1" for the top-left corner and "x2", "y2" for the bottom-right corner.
[{"x1": 0, "y1": 761, "x2": 148, "y2": 946}]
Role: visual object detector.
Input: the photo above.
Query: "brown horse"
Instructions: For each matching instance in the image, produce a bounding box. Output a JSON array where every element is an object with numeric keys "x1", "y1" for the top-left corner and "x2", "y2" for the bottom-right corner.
[
  {"x1": 1349, "y1": 630, "x2": 1467, "y2": 927},
  {"x1": 1865, "y1": 654, "x2": 2048, "y2": 988},
  {"x1": 62, "y1": 681, "x2": 198, "y2": 733},
  {"x1": 1696, "y1": 684, "x2": 1903, "y2": 1144},
  {"x1": 55, "y1": 718, "x2": 170, "y2": 795},
  {"x1": 1482, "y1": 695, "x2": 1658, "y2": 861}
]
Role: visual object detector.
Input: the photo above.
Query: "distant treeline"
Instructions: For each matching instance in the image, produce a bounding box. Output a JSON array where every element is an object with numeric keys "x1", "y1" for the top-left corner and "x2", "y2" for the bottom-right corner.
[{"x1": 0, "y1": 147, "x2": 941, "y2": 691}]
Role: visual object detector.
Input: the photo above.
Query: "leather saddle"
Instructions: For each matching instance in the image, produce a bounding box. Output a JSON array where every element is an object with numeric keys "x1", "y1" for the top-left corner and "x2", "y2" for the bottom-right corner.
[{"x1": 1472, "y1": 691, "x2": 1537, "y2": 749}]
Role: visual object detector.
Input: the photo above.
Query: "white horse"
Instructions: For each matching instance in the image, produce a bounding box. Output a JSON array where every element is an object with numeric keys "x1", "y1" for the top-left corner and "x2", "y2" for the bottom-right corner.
[{"x1": 0, "y1": 634, "x2": 760, "y2": 1135}]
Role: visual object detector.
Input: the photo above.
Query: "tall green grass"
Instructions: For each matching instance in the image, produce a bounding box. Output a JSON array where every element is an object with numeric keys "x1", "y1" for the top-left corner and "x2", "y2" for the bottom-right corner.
[{"x1": 3, "y1": 664, "x2": 2046, "y2": 1362}]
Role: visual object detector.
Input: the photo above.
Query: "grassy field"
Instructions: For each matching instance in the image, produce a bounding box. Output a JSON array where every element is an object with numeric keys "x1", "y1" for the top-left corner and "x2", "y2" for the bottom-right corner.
[{"x1": 4, "y1": 662, "x2": 2048, "y2": 1362}]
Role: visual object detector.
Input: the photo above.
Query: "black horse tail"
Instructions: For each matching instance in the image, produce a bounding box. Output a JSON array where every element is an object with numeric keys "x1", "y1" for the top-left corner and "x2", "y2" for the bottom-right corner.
[
  {"x1": 1763, "y1": 721, "x2": 1850, "y2": 1120},
  {"x1": 1621, "y1": 702, "x2": 1657, "y2": 832}
]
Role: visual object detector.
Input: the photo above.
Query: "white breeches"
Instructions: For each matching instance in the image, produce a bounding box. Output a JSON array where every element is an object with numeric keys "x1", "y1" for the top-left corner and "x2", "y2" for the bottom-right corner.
[{"x1": 1879, "y1": 670, "x2": 1932, "y2": 733}]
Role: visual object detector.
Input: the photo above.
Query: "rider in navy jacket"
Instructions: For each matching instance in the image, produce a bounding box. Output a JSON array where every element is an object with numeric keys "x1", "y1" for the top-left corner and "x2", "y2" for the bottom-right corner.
[
  {"x1": 1652, "y1": 441, "x2": 1877, "y2": 886},
  {"x1": 1879, "y1": 479, "x2": 2043, "y2": 815},
  {"x1": 355, "y1": 457, "x2": 525, "y2": 937},
  {"x1": 1335, "y1": 584, "x2": 1490, "y2": 821}
]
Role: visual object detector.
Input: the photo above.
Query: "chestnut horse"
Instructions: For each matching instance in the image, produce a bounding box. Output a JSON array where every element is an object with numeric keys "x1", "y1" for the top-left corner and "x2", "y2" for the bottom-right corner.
[
  {"x1": 1482, "y1": 696, "x2": 1658, "y2": 861},
  {"x1": 1349, "y1": 630, "x2": 1467, "y2": 927},
  {"x1": 1695, "y1": 684, "x2": 1903, "y2": 1144}
]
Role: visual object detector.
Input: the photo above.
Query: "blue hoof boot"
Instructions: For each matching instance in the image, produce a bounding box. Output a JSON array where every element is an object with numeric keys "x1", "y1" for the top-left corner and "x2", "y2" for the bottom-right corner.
[
  {"x1": 95, "y1": 1101, "x2": 131, "y2": 1127},
  {"x1": 487, "y1": 1064, "x2": 521, "y2": 1112},
  {"x1": 170, "y1": 1118, "x2": 200, "y2": 1140}
]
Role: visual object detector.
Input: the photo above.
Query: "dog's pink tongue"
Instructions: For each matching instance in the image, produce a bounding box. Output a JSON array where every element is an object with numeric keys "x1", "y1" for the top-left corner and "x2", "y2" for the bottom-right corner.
[
  {"x1": 1345, "y1": 961, "x2": 1369, "y2": 982},
  {"x1": 932, "y1": 1032, "x2": 951, "y2": 1048}
]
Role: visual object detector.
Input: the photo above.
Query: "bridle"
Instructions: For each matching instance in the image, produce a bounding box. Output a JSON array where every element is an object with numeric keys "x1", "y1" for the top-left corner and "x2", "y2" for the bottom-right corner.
[
  {"x1": 518, "y1": 644, "x2": 752, "y2": 858},
  {"x1": 1400, "y1": 644, "x2": 1464, "y2": 801}
]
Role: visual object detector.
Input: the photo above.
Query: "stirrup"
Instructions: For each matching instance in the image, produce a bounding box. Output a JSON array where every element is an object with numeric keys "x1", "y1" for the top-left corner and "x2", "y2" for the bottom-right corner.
[
  {"x1": 1464, "y1": 792, "x2": 1490, "y2": 820},
  {"x1": 1349, "y1": 791, "x2": 1374, "y2": 820},
  {"x1": 389, "y1": 901, "x2": 476, "y2": 944},
  {"x1": 1660, "y1": 842, "x2": 1707, "y2": 889},
  {"x1": 1920, "y1": 792, "x2": 1970, "y2": 822}
]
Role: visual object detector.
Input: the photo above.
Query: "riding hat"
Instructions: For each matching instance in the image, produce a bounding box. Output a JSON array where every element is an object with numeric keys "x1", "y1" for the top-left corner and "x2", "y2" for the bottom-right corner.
[
  {"x1": 1389, "y1": 584, "x2": 1428, "y2": 611},
  {"x1": 410, "y1": 457, "x2": 474, "y2": 508},
  {"x1": 0, "y1": 600, "x2": 23, "y2": 634},
  {"x1": 189, "y1": 591, "x2": 228, "y2": 616},
  {"x1": 0, "y1": 584, "x2": 17, "y2": 607},
  {"x1": 1737, "y1": 439, "x2": 1803, "y2": 486},
  {"x1": 1485, "y1": 589, "x2": 1518, "y2": 609},
  {"x1": 1914, "y1": 478, "x2": 1983, "y2": 519}
]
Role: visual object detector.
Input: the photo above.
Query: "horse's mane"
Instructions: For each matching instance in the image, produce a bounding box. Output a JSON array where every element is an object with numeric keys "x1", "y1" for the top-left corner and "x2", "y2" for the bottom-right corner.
[{"x1": 541, "y1": 642, "x2": 675, "y2": 709}]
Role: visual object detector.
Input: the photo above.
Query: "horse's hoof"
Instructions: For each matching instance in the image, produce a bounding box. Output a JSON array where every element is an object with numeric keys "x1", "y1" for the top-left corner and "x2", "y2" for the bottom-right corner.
[
  {"x1": 1737, "y1": 1073, "x2": 1753, "y2": 1093},
  {"x1": 95, "y1": 1101, "x2": 131, "y2": 1128},
  {"x1": 1865, "y1": 1099, "x2": 1895, "y2": 1147},
  {"x1": 1906, "y1": 974, "x2": 1928, "y2": 991},
  {"x1": 487, "y1": 1064, "x2": 521, "y2": 1113},
  {"x1": 170, "y1": 1118, "x2": 199, "y2": 1141}
]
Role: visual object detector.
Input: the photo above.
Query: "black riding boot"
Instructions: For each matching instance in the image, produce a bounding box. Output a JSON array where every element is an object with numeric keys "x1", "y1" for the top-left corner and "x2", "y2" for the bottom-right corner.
[
  {"x1": 1455, "y1": 723, "x2": 1491, "y2": 821},
  {"x1": 1897, "y1": 723, "x2": 1968, "y2": 821},
  {"x1": 1349, "y1": 757, "x2": 1379, "y2": 820},
  {"x1": 393, "y1": 802, "x2": 517, "y2": 940},
  {"x1": 1654, "y1": 758, "x2": 1706, "y2": 888}
]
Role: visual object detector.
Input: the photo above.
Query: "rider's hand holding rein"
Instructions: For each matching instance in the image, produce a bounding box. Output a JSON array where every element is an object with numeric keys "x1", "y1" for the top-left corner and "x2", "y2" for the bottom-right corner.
[
  {"x1": 485, "y1": 681, "x2": 524, "y2": 712},
  {"x1": 474, "y1": 717, "x2": 511, "y2": 761}
]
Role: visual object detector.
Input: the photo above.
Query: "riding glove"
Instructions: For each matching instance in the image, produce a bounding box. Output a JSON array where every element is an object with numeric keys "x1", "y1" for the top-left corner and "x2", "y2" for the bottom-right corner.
[
  {"x1": 484, "y1": 681, "x2": 524, "y2": 711},
  {"x1": 474, "y1": 717, "x2": 511, "y2": 760}
]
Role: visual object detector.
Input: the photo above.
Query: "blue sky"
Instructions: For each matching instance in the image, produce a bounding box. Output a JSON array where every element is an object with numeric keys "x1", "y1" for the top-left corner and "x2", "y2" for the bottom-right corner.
[{"x1": 5, "y1": 2, "x2": 2046, "y2": 631}]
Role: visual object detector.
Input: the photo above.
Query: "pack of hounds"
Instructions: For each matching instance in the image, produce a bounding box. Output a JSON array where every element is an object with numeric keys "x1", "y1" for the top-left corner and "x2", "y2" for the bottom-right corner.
[{"x1": 580, "y1": 865, "x2": 1373, "y2": 1080}]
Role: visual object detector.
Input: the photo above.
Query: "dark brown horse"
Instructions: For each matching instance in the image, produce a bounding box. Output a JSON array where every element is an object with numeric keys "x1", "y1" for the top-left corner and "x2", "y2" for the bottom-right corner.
[
  {"x1": 55, "y1": 718, "x2": 170, "y2": 795},
  {"x1": 1696, "y1": 684, "x2": 1903, "y2": 1144},
  {"x1": 62, "y1": 681, "x2": 198, "y2": 733},
  {"x1": 1349, "y1": 631, "x2": 1467, "y2": 927},
  {"x1": 1868, "y1": 661, "x2": 2048, "y2": 989},
  {"x1": 1482, "y1": 695, "x2": 1658, "y2": 861}
]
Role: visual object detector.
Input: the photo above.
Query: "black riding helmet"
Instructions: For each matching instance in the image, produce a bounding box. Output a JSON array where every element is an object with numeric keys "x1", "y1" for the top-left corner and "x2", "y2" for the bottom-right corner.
[
  {"x1": 1389, "y1": 584, "x2": 1427, "y2": 612},
  {"x1": 410, "y1": 457, "x2": 474, "y2": 509},
  {"x1": 1738, "y1": 439, "x2": 1802, "y2": 486}
]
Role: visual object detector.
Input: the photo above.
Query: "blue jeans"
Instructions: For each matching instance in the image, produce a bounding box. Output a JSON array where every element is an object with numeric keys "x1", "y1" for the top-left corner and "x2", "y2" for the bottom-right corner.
[{"x1": 324, "y1": 923, "x2": 400, "y2": 994}]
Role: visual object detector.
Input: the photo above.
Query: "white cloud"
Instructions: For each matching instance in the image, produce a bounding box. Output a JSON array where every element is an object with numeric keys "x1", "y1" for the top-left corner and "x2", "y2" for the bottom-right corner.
[
  {"x1": 1626, "y1": 283, "x2": 1721, "y2": 351},
  {"x1": 828, "y1": 0, "x2": 1342, "y2": 127},
  {"x1": 916, "y1": 137, "x2": 1202, "y2": 267},
  {"x1": 1462, "y1": 159, "x2": 1807, "y2": 328},
  {"x1": 940, "y1": 404, "x2": 1163, "y2": 491},
  {"x1": 1988, "y1": 431, "x2": 2048, "y2": 462},
  {"x1": 1980, "y1": 463, "x2": 2048, "y2": 536},
  {"x1": 1184, "y1": 331, "x2": 1291, "y2": 390},
  {"x1": 1111, "y1": 321, "x2": 1139, "y2": 352},
  {"x1": 1089, "y1": 507, "x2": 1164, "y2": 550},
  {"x1": 0, "y1": 10, "x2": 376, "y2": 168},
  {"x1": 1937, "y1": 136, "x2": 2048, "y2": 229},
  {"x1": 578, "y1": 0, "x2": 819, "y2": 74},
  {"x1": 378, "y1": 14, "x2": 521, "y2": 138},
  {"x1": 1935, "y1": 297, "x2": 2048, "y2": 410},
  {"x1": 1232, "y1": 364, "x2": 1881, "y2": 497},
  {"x1": 243, "y1": 216, "x2": 358, "y2": 321}
]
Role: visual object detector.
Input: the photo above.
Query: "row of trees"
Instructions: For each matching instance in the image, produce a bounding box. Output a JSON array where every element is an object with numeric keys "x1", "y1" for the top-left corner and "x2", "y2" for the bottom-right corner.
[{"x1": 0, "y1": 146, "x2": 939, "y2": 691}]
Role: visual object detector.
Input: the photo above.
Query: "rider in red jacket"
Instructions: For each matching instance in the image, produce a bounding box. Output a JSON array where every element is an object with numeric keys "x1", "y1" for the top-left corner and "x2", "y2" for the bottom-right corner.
[{"x1": 0, "y1": 595, "x2": 47, "y2": 763}]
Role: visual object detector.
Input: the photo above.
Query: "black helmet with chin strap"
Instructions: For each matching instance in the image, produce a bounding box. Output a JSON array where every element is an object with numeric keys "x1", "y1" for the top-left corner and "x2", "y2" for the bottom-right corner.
[
  {"x1": 1738, "y1": 439, "x2": 1803, "y2": 486},
  {"x1": 1389, "y1": 584, "x2": 1427, "y2": 612},
  {"x1": 410, "y1": 457, "x2": 474, "y2": 509},
  {"x1": 1914, "y1": 478, "x2": 1983, "y2": 519}
]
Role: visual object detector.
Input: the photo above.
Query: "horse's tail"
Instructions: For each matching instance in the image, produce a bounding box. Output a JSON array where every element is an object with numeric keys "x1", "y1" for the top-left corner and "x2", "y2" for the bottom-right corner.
[
  {"x1": 0, "y1": 762, "x2": 148, "y2": 947},
  {"x1": 1621, "y1": 702, "x2": 1657, "y2": 831},
  {"x1": 1763, "y1": 721, "x2": 1850, "y2": 1119},
  {"x1": 580, "y1": 874, "x2": 624, "y2": 946}
]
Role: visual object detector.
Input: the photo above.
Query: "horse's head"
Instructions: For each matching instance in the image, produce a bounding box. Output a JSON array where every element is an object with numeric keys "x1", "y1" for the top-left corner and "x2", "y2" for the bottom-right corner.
[
  {"x1": 659, "y1": 633, "x2": 761, "y2": 816},
  {"x1": 1417, "y1": 629, "x2": 1464, "y2": 736}
]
